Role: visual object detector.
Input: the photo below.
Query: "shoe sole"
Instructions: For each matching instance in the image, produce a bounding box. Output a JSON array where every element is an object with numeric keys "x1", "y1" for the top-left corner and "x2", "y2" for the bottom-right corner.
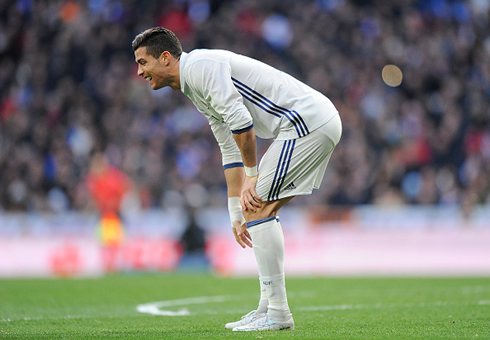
[
  {"x1": 225, "y1": 315, "x2": 264, "y2": 329},
  {"x1": 233, "y1": 323, "x2": 294, "y2": 331},
  {"x1": 225, "y1": 314, "x2": 266, "y2": 329}
]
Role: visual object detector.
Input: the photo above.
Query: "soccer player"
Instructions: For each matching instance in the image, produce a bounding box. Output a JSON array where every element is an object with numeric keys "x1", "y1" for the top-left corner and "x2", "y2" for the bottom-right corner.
[{"x1": 132, "y1": 27, "x2": 342, "y2": 331}]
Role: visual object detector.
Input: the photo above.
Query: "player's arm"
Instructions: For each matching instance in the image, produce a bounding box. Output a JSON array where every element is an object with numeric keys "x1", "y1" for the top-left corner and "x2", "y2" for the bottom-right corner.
[
  {"x1": 210, "y1": 119, "x2": 252, "y2": 248},
  {"x1": 189, "y1": 60, "x2": 257, "y2": 244},
  {"x1": 232, "y1": 128, "x2": 262, "y2": 214},
  {"x1": 224, "y1": 165, "x2": 252, "y2": 248},
  {"x1": 191, "y1": 62, "x2": 262, "y2": 213}
]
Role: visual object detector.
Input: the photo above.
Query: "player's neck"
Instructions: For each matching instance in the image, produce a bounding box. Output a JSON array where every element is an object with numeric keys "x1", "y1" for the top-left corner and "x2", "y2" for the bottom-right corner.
[{"x1": 168, "y1": 59, "x2": 181, "y2": 90}]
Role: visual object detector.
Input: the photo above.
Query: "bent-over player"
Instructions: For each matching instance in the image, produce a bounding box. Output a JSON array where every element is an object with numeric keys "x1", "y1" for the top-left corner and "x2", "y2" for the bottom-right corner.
[{"x1": 132, "y1": 27, "x2": 342, "y2": 332}]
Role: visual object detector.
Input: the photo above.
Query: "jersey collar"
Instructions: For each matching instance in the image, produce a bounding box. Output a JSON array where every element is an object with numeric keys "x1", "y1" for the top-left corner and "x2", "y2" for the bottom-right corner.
[{"x1": 179, "y1": 51, "x2": 188, "y2": 94}]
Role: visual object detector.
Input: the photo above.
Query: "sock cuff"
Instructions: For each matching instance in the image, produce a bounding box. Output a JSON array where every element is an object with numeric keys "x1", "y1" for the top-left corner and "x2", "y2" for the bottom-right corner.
[
  {"x1": 260, "y1": 273, "x2": 285, "y2": 282},
  {"x1": 247, "y1": 216, "x2": 279, "y2": 229}
]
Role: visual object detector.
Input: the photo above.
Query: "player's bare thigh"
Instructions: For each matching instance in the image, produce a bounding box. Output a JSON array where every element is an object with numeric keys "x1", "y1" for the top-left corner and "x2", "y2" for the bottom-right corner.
[{"x1": 243, "y1": 196, "x2": 294, "y2": 222}]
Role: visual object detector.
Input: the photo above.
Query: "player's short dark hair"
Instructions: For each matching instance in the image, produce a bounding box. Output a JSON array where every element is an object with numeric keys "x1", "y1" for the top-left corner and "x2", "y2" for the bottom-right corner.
[{"x1": 132, "y1": 27, "x2": 183, "y2": 59}]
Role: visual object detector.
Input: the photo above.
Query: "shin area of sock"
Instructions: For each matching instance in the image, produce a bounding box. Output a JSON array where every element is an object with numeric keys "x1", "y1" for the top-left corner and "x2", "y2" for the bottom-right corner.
[{"x1": 247, "y1": 217, "x2": 289, "y2": 317}]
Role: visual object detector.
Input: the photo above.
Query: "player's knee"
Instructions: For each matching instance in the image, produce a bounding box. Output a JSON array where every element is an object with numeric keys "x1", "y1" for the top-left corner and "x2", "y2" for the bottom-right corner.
[
  {"x1": 243, "y1": 208, "x2": 274, "y2": 223},
  {"x1": 243, "y1": 197, "x2": 294, "y2": 222},
  {"x1": 243, "y1": 201, "x2": 280, "y2": 222}
]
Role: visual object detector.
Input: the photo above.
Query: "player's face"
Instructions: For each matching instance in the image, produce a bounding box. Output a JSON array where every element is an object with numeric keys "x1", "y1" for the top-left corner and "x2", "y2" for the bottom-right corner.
[{"x1": 134, "y1": 47, "x2": 169, "y2": 90}]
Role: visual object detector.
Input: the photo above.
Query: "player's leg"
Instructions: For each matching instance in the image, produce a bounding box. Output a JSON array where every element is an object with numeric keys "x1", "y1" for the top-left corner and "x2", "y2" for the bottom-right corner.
[
  {"x1": 225, "y1": 197, "x2": 292, "y2": 330},
  {"x1": 232, "y1": 117, "x2": 342, "y2": 331},
  {"x1": 224, "y1": 278, "x2": 269, "y2": 329},
  {"x1": 241, "y1": 199, "x2": 294, "y2": 331},
  {"x1": 232, "y1": 136, "x2": 298, "y2": 330},
  {"x1": 230, "y1": 198, "x2": 293, "y2": 331}
]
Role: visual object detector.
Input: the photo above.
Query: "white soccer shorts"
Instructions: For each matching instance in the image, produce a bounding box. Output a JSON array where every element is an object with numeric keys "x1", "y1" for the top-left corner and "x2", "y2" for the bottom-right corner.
[{"x1": 256, "y1": 114, "x2": 342, "y2": 202}]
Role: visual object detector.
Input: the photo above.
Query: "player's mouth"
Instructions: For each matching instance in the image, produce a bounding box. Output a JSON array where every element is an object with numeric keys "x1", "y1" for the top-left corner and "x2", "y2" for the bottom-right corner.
[{"x1": 145, "y1": 76, "x2": 152, "y2": 82}]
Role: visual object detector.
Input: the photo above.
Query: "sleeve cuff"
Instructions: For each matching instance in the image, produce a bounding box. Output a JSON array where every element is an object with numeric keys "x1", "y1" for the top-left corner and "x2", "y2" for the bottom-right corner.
[
  {"x1": 231, "y1": 123, "x2": 254, "y2": 134},
  {"x1": 223, "y1": 162, "x2": 244, "y2": 170}
]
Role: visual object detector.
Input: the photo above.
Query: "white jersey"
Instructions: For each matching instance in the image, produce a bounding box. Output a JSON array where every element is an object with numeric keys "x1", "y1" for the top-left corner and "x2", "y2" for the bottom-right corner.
[{"x1": 179, "y1": 49, "x2": 338, "y2": 168}]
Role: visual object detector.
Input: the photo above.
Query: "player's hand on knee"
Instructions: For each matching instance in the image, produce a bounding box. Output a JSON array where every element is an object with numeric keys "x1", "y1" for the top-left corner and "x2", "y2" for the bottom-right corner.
[
  {"x1": 232, "y1": 221, "x2": 252, "y2": 248},
  {"x1": 240, "y1": 176, "x2": 262, "y2": 212}
]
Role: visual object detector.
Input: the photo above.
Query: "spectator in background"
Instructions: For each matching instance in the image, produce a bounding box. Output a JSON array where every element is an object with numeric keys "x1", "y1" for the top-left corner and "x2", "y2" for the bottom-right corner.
[
  {"x1": 179, "y1": 205, "x2": 209, "y2": 270},
  {"x1": 180, "y1": 207, "x2": 206, "y2": 254},
  {"x1": 85, "y1": 151, "x2": 134, "y2": 272},
  {"x1": 0, "y1": 0, "x2": 489, "y2": 214}
]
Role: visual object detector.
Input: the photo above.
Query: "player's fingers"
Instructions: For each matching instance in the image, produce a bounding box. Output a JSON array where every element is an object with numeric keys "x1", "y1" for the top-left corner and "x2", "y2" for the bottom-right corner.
[
  {"x1": 232, "y1": 227, "x2": 246, "y2": 248},
  {"x1": 240, "y1": 196, "x2": 247, "y2": 211},
  {"x1": 237, "y1": 236, "x2": 246, "y2": 248},
  {"x1": 250, "y1": 186, "x2": 261, "y2": 200},
  {"x1": 245, "y1": 197, "x2": 256, "y2": 212},
  {"x1": 248, "y1": 192, "x2": 261, "y2": 208},
  {"x1": 236, "y1": 237, "x2": 246, "y2": 248},
  {"x1": 241, "y1": 234, "x2": 253, "y2": 248},
  {"x1": 244, "y1": 230, "x2": 252, "y2": 242},
  {"x1": 247, "y1": 190, "x2": 262, "y2": 208},
  {"x1": 242, "y1": 191, "x2": 255, "y2": 212},
  {"x1": 235, "y1": 221, "x2": 245, "y2": 236},
  {"x1": 251, "y1": 196, "x2": 262, "y2": 208},
  {"x1": 252, "y1": 190, "x2": 263, "y2": 203}
]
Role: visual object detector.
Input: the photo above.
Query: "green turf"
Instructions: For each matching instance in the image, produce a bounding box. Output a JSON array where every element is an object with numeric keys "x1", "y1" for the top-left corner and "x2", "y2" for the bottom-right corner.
[{"x1": 0, "y1": 274, "x2": 489, "y2": 339}]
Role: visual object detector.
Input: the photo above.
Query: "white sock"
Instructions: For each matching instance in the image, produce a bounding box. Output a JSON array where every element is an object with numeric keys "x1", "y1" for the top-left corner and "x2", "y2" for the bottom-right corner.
[
  {"x1": 256, "y1": 277, "x2": 268, "y2": 314},
  {"x1": 247, "y1": 216, "x2": 291, "y2": 320}
]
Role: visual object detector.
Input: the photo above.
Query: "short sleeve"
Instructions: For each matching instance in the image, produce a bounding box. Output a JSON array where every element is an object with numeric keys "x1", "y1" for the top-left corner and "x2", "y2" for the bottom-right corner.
[
  {"x1": 187, "y1": 59, "x2": 254, "y2": 133},
  {"x1": 209, "y1": 117, "x2": 244, "y2": 168}
]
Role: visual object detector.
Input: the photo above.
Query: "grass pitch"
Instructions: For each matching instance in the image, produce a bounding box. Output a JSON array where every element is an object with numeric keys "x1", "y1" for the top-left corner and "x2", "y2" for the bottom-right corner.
[{"x1": 0, "y1": 274, "x2": 489, "y2": 339}]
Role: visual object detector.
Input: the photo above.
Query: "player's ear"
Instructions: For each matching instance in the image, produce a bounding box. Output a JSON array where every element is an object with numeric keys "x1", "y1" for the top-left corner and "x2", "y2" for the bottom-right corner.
[{"x1": 160, "y1": 51, "x2": 171, "y2": 65}]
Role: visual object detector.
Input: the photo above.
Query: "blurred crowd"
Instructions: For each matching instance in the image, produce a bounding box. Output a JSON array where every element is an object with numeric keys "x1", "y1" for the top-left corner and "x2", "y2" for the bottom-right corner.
[{"x1": 0, "y1": 0, "x2": 489, "y2": 215}]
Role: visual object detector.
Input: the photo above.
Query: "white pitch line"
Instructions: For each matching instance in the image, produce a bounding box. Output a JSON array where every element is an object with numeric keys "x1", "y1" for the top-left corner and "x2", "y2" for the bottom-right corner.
[
  {"x1": 6, "y1": 295, "x2": 483, "y2": 321},
  {"x1": 136, "y1": 295, "x2": 240, "y2": 316},
  {"x1": 136, "y1": 295, "x2": 381, "y2": 317},
  {"x1": 136, "y1": 295, "x2": 486, "y2": 317},
  {"x1": 136, "y1": 291, "x2": 318, "y2": 316}
]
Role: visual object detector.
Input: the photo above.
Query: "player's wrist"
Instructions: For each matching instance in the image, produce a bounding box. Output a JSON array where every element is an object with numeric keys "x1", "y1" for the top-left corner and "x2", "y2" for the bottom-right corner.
[
  {"x1": 244, "y1": 165, "x2": 258, "y2": 177},
  {"x1": 228, "y1": 196, "x2": 245, "y2": 228}
]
